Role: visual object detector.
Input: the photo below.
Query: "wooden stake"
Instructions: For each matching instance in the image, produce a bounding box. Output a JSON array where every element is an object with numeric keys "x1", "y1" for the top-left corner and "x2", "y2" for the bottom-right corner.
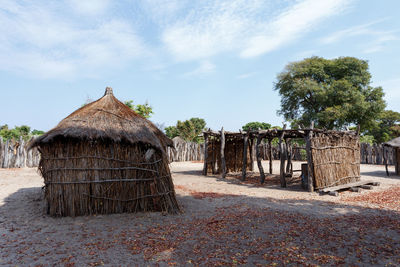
[
  {"x1": 202, "y1": 133, "x2": 208, "y2": 176},
  {"x1": 268, "y1": 138, "x2": 273, "y2": 174},
  {"x1": 383, "y1": 145, "x2": 389, "y2": 176},
  {"x1": 249, "y1": 138, "x2": 254, "y2": 171},
  {"x1": 285, "y1": 138, "x2": 292, "y2": 175},
  {"x1": 279, "y1": 125, "x2": 287, "y2": 187},
  {"x1": 220, "y1": 127, "x2": 226, "y2": 178},
  {"x1": 305, "y1": 122, "x2": 314, "y2": 192},
  {"x1": 242, "y1": 133, "x2": 249, "y2": 181},
  {"x1": 394, "y1": 147, "x2": 399, "y2": 175},
  {"x1": 256, "y1": 134, "x2": 266, "y2": 184}
]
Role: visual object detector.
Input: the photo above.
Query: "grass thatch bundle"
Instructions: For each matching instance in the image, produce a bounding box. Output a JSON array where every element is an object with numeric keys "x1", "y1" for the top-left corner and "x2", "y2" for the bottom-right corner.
[{"x1": 30, "y1": 87, "x2": 180, "y2": 216}]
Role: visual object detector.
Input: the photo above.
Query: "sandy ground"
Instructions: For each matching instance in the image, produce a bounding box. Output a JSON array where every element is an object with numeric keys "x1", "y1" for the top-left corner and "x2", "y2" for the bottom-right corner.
[{"x1": 0, "y1": 161, "x2": 399, "y2": 266}]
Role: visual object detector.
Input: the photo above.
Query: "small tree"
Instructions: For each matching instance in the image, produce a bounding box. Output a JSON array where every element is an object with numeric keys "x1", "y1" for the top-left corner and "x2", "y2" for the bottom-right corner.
[
  {"x1": 165, "y1": 118, "x2": 206, "y2": 143},
  {"x1": 0, "y1": 125, "x2": 39, "y2": 141},
  {"x1": 242, "y1": 122, "x2": 271, "y2": 132},
  {"x1": 124, "y1": 100, "x2": 154, "y2": 118}
]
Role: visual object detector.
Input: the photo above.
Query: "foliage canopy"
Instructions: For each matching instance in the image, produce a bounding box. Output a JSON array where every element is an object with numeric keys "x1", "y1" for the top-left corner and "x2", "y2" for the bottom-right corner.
[
  {"x1": 165, "y1": 118, "x2": 206, "y2": 143},
  {"x1": 242, "y1": 122, "x2": 271, "y2": 132},
  {"x1": 0, "y1": 125, "x2": 44, "y2": 141},
  {"x1": 274, "y1": 56, "x2": 386, "y2": 131},
  {"x1": 124, "y1": 100, "x2": 154, "y2": 119}
]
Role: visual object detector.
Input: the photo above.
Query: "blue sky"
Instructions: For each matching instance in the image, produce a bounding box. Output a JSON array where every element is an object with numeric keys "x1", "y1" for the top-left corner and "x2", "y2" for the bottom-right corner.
[{"x1": 0, "y1": 0, "x2": 399, "y2": 132}]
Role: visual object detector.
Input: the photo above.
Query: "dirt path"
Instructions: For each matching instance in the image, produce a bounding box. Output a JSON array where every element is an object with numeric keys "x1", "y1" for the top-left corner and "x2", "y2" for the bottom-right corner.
[{"x1": 0, "y1": 162, "x2": 399, "y2": 266}]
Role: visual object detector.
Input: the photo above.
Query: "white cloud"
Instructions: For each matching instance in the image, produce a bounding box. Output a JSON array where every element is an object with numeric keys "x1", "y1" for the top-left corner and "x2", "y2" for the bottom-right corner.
[
  {"x1": 183, "y1": 61, "x2": 216, "y2": 77},
  {"x1": 320, "y1": 19, "x2": 399, "y2": 54},
  {"x1": 140, "y1": 0, "x2": 188, "y2": 24},
  {"x1": 162, "y1": 0, "x2": 258, "y2": 61},
  {"x1": 0, "y1": 0, "x2": 362, "y2": 79},
  {"x1": 362, "y1": 34, "x2": 399, "y2": 53},
  {"x1": 67, "y1": 0, "x2": 111, "y2": 16},
  {"x1": 241, "y1": 0, "x2": 349, "y2": 58},
  {"x1": 162, "y1": 0, "x2": 349, "y2": 61},
  {"x1": 321, "y1": 20, "x2": 382, "y2": 44},
  {"x1": 0, "y1": 1, "x2": 145, "y2": 79}
]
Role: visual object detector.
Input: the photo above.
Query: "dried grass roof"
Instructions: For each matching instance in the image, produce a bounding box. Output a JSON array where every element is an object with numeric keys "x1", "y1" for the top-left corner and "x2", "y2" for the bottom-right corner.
[
  {"x1": 384, "y1": 137, "x2": 400, "y2": 148},
  {"x1": 30, "y1": 87, "x2": 172, "y2": 151}
]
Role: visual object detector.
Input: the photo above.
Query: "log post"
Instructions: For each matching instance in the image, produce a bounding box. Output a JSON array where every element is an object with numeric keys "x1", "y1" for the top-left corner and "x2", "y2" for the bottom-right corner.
[
  {"x1": 241, "y1": 132, "x2": 249, "y2": 181},
  {"x1": 285, "y1": 138, "x2": 293, "y2": 175},
  {"x1": 305, "y1": 122, "x2": 314, "y2": 192},
  {"x1": 3, "y1": 139, "x2": 9, "y2": 168},
  {"x1": 383, "y1": 145, "x2": 389, "y2": 176},
  {"x1": 220, "y1": 127, "x2": 226, "y2": 178},
  {"x1": 0, "y1": 138, "x2": 3, "y2": 168},
  {"x1": 394, "y1": 147, "x2": 399, "y2": 175},
  {"x1": 249, "y1": 137, "x2": 255, "y2": 171},
  {"x1": 268, "y1": 138, "x2": 273, "y2": 174},
  {"x1": 279, "y1": 126, "x2": 287, "y2": 187},
  {"x1": 202, "y1": 132, "x2": 209, "y2": 176},
  {"x1": 256, "y1": 134, "x2": 266, "y2": 184},
  {"x1": 211, "y1": 137, "x2": 217, "y2": 174}
]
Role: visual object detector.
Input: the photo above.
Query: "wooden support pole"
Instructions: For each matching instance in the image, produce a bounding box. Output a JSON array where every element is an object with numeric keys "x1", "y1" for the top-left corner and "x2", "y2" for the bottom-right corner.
[
  {"x1": 394, "y1": 148, "x2": 399, "y2": 175},
  {"x1": 279, "y1": 125, "x2": 287, "y2": 187},
  {"x1": 249, "y1": 138, "x2": 254, "y2": 171},
  {"x1": 241, "y1": 133, "x2": 249, "y2": 181},
  {"x1": 211, "y1": 137, "x2": 217, "y2": 174},
  {"x1": 268, "y1": 138, "x2": 273, "y2": 174},
  {"x1": 383, "y1": 145, "x2": 389, "y2": 176},
  {"x1": 202, "y1": 133, "x2": 209, "y2": 176},
  {"x1": 256, "y1": 134, "x2": 266, "y2": 184},
  {"x1": 305, "y1": 122, "x2": 314, "y2": 192},
  {"x1": 220, "y1": 127, "x2": 226, "y2": 178},
  {"x1": 285, "y1": 138, "x2": 292, "y2": 175}
]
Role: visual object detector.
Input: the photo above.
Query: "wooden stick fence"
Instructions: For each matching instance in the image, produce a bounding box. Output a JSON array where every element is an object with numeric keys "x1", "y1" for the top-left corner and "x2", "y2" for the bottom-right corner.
[{"x1": 0, "y1": 137, "x2": 394, "y2": 168}]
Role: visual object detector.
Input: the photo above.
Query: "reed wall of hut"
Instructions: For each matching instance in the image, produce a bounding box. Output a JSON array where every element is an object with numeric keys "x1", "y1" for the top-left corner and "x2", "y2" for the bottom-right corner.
[
  {"x1": 205, "y1": 135, "x2": 252, "y2": 175},
  {"x1": 38, "y1": 138, "x2": 179, "y2": 216},
  {"x1": 310, "y1": 131, "x2": 360, "y2": 189}
]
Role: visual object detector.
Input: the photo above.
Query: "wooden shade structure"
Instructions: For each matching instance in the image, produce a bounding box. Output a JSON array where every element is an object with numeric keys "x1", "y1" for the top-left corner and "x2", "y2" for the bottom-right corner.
[{"x1": 203, "y1": 127, "x2": 360, "y2": 192}]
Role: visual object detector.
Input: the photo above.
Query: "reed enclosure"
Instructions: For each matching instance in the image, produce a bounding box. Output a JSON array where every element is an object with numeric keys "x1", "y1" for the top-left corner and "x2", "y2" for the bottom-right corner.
[{"x1": 0, "y1": 138, "x2": 396, "y2": 169}]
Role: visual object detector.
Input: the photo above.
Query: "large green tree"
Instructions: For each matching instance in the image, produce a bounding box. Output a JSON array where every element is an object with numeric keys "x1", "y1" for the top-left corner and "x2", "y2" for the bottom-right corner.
[
  {"x1": 165, "y1": 118, "x2": 206, "y2": 143},
  {"x1": 367, "y1": 110, "x2": 400, "y2": 143},
  {"x1": 274, "y1": 57, "x2": 386, "y2": 131}
]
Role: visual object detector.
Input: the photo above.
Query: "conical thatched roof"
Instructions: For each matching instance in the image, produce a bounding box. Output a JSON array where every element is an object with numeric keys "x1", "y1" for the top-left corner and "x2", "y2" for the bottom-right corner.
[
  {"x1": 383, "y1": 136, "x2": 400, "y2": 148},
  {"x1": 30, "y1": 87, "x2": 172, "y2": 151}
]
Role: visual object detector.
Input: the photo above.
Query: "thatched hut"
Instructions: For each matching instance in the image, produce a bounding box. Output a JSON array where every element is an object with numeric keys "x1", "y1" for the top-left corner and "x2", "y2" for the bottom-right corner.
[
  {"x1": 383, "y1": 137, "x2": 400, "y2": 175},
  {"x1": 30, "y1": 87, "x2": 180, "y2": 216}
]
